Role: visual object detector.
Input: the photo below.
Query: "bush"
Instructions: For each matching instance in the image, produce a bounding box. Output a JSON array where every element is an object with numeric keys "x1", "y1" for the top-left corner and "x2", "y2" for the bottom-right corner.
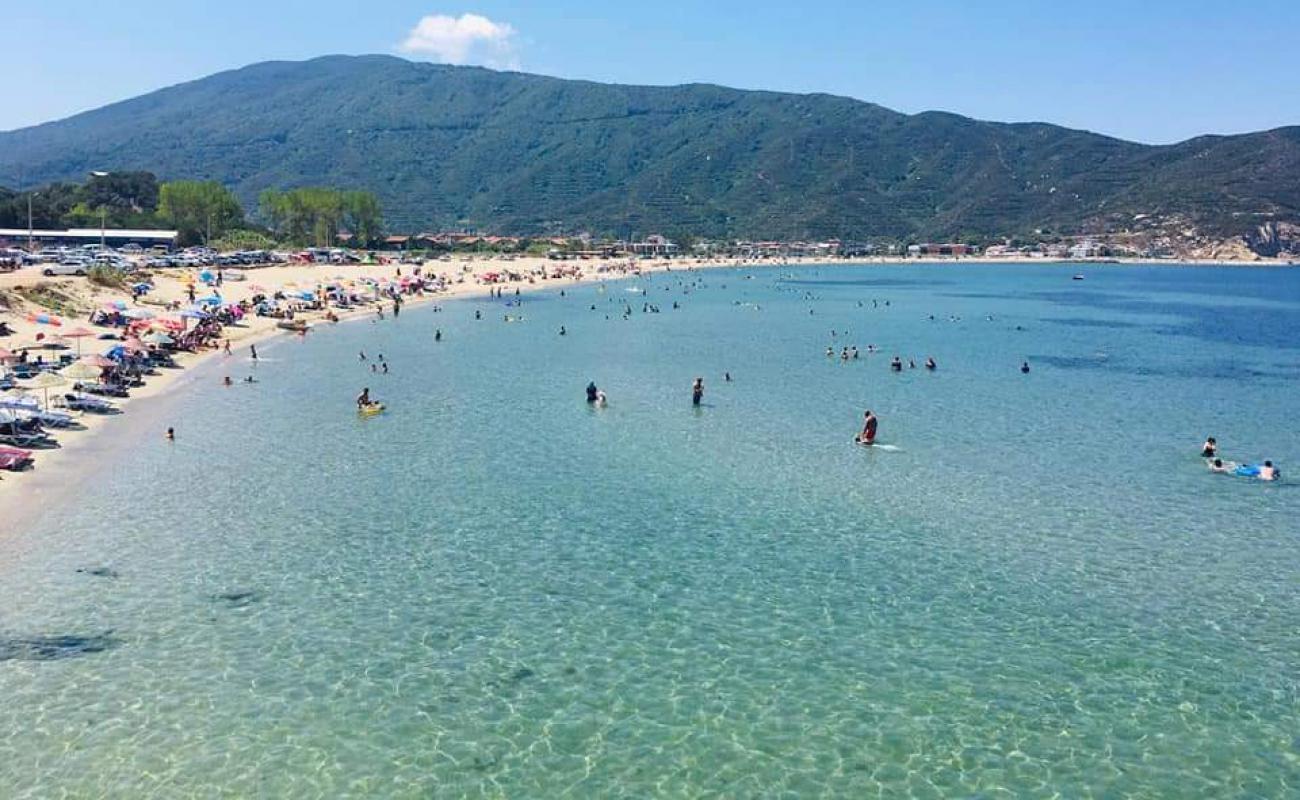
[{"x1": 87, "y1": 265, "x2": 128, "y2": 289}]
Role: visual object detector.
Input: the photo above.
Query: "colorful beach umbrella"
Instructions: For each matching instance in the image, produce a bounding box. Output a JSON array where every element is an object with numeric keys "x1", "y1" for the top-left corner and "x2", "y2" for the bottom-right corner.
[
  {"x1": 121, "y1": 308, "x2": 155, "y2": 320},
  {"x1": 81, "y1": 355, "x2": 117, "y2": 368},
  {"x1": 104, "y1": 300, "x2": 129, "y2": 311}
]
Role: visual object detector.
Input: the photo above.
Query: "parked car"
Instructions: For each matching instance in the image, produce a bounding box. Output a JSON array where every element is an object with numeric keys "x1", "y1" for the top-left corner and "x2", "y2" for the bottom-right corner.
[{"x1": 43, "y1": 259, "x2": 90, "y2": 276}]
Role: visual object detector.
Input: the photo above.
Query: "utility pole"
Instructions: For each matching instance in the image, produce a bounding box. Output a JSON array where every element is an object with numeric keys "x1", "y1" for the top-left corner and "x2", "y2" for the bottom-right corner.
[
  {"x1": 27, "y1": 192, "x2": 34, "y2": 253},
  {"x1": 100, "y1": 206, "x2": 107, "y2": 249}
]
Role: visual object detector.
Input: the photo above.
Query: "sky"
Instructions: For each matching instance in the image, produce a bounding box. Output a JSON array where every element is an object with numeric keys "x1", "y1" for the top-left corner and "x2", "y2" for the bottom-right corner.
[{"x1": 4, "y1": 0, "x2": 1298, "y2": 144}]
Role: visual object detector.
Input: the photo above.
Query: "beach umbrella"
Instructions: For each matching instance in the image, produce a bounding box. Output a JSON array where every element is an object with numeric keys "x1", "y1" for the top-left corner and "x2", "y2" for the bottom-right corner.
[
  {"x1": 60, "y1": 326, "x2": 96, "y2": 356},
  {"x1": 0, "y1": 348, "x2": 14, "y2": 363},
  {"x1": 121, "y1": 308, "x2": 155, "y2": 320},
  {"x1": 197, "y1": 295, "x2": 223, "y2": 306},
  {"x1": 104, "y1": 300, "x2": 129, "y2": 311},
  {"x1": 132, "y1": 282, "x2": 153, "y2": 293},
  {"x1": 22, "y1": 371, "x2": 67, "y2": 409},
  {"x1": 62, "y1": 362, "x2": 102, "y2": 380},
  {"x1": 26, "y1": 312, "x2": 62, "y2": 326},
  {"x1": 81, "y1": 355, "x2": 117, "y2": 368},
  {"x1": 142, "y1": 332, "x2": 174, "y2": 346}
]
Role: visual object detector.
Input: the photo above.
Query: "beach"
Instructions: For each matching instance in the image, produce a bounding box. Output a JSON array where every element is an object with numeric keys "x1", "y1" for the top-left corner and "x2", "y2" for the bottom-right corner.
[
  {"x1": 1, "y1": 253, "x2": 1292, "y2": 514},
  {"x1": 1, "y1": 261, "x2": 1297, "y2": 796}
]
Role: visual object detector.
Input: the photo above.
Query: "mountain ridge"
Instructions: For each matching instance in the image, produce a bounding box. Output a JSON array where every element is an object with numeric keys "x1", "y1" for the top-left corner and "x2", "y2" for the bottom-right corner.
[{"x1": 1, "y1": 55, "x2": 1297, "y2": 246}]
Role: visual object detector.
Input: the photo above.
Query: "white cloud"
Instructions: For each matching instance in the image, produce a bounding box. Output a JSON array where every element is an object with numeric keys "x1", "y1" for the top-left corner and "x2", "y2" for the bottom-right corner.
[{"x1": 398, "y1": 13, "x2": 520, "y2": 69}]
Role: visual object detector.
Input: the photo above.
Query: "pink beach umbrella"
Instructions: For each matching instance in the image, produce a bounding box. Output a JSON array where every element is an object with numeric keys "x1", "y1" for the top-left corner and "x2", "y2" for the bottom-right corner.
[{"x1": 60, "y1": 326, "x2": 97, "y2": 356}]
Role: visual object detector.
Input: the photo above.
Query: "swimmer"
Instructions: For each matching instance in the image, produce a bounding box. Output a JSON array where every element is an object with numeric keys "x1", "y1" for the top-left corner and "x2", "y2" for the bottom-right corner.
[
  {"x1": 855, "y1": 410, "x2": 878, "y2": 445},
  {"x1": 559, "y1": 326, "x2": 567, "y2": 336},
  {"x1": 890, "y1": 356, "x2": 902, "y2": 372},
  {"x1": 826, "y1": 347, "x2": 834, "y2": 357},
  {"x1": 595, "y1": 390, "x2": 607, "y2": 407},
  {"x1": 1201, "y1": 437, "x2": 1217, "y2": 458},
  {"x1": 692, "y1": 377, "x2": 704, "y2": 406},
  {"x1": 249, "y1": 344, "x2": 258, "y2": 361},
  {"x1": 1020, "y1": 361, "x2": 1030, "y2": 374},
  {"x1": 359, "y1": 351, "x2": 367, "y2": 361},
  {"x1": 381, "y1": 362, "x2": 389, "y2": 374},
  {"x1": 586, "y1": 381, "x2": 599, "y2": 403},
  {"x1": 475, "y1": 309, "x2": 482, "y2": 320},
  {"x1": 244, "y1": 376, "x2": 257, "y2": 383},
  {"x1": 165, "y1": 427, "x2": 175, "y2": 441},
  {"x1": 724, "y1": 372, "x2": 732, "y2": 382},
  {"x1": 1259, "y1": 461, "x2": 1280, "y2": 481},
  {"x1": 223, "y1": 376, "x2": 232, "y2": 386},
  {"x1": 434, "y1": 329, "x2": 442, "y2": 342},
  {"x1": 925, "y1": 357, "x2": 936, "y2": 370},
  {"x1": 1208, "y1": 458, "x2": 1231, "y2": 473}
]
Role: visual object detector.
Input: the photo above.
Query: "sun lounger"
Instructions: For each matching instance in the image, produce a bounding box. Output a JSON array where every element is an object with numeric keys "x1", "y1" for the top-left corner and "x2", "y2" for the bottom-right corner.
[{"x1": 56, "y1": 393, "x2": 115, "y2": 413}]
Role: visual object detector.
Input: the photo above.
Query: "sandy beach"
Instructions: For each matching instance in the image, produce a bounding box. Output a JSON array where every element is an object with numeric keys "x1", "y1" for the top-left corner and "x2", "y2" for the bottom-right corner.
[
  {"x1": 1, "y1": 252, "x2": 1291, "y2": 521},
  {"x1": 0, "y1": 253, "x2": 769, "y2": 516}
]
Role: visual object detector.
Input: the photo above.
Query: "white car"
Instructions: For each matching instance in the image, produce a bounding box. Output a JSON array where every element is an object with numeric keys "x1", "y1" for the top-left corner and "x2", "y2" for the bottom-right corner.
[{"x1": 43, "y1": 260, "x2": 90, "y2": 276}]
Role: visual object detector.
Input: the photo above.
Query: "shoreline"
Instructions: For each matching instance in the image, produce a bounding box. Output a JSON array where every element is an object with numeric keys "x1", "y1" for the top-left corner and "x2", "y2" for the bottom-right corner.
[
  {"x1": 0, "y1": 254, "x2": 1294, "y2": 528},
  {"x1": 0, "y1": 255, "x2": 750, "y2": 523}
]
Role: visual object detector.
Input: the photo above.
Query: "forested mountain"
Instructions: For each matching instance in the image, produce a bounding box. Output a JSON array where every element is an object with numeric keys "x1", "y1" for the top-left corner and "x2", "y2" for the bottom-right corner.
[{"x1": 2, "y1": 55, "x2": 1297, "y2": 243}]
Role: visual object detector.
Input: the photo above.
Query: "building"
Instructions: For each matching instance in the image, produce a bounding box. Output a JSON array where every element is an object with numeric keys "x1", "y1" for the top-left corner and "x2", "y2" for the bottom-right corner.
[
  {"x1": 0, "y1": 227, "x2": 178, "y2": 250},
  {"x1": 907, "y1": 243, "x2": 972, "y2": 257},
  {"x1": 626, "y1": 235, "x2": 679, "y2": 257}
]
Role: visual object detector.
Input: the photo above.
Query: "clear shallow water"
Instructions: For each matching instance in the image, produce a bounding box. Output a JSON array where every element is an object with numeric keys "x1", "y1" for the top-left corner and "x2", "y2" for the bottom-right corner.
[{"x1": 2, "y1": 263, "x2": 1298, "y2": 797}]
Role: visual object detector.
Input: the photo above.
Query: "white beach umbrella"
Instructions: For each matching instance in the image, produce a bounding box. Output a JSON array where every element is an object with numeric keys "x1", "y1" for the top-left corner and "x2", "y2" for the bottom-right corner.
[
  {"x1": 22, "y1": 371, "x2": 67, "y2": 410},
  {"x1": 62, "y1": 362, "x2": 103, "y2": 381}
]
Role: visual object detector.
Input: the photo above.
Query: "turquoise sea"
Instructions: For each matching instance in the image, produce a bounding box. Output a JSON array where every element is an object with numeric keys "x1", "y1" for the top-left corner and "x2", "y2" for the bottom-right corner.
[{"x1": 2, "y1": 263, "x2": 1298, "y2": 797}]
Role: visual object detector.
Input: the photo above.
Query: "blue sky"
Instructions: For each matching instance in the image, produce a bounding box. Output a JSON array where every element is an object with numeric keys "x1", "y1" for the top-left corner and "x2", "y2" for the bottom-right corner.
[{"x1": 6, "y1": 0, "x2": 1297, "y2": 143}]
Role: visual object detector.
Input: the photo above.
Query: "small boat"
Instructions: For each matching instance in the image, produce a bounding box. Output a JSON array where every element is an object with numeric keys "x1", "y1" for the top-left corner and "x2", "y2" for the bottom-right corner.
[
  {"x1": 1072, "y1": 274, "x2": 1085, "y2": 281},
  {"x1": 358, "y1": 403, "x2": 385, "y2": 417}
]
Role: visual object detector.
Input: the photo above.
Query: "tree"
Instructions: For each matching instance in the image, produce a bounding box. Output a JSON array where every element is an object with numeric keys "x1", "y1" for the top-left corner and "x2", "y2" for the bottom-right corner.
[
  {"x1": 260, "y1": 187, "x2": 381, "y2": 247},
  {"x1": 342, "y1": 190, "x2": 383, "y2": 248},
  {"x1": 158, "y1": 181, "x2": 244, "y2": 246},
  {"x1": 83, "y1": 171, "x2": 159, "y2": 213}
]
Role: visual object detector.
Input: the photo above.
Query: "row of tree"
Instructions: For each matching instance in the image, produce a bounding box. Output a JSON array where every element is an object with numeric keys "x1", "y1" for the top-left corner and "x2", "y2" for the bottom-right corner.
[
  {"x1": 0, "y1": 172, "x2": 383, "y2": 248},
  {"x1": 259, "y1": 188, "x2": 383, "y2": 249}
]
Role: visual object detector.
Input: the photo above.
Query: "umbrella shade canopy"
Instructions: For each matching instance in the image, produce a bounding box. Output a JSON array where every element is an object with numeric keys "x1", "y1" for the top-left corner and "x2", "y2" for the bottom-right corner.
[
  {"x1": 197, "y1": 295, "x2": 223, "y2": 306},
  {"x1": 81, "y1": 355, "x2": 117, "y2": 368},
  {"x1": 121, "y1": 308, "x2": 155, "y2": 320},
  {"x1": 104, "y1": 300, "x2": 129, "y2": 311},
  {"x1": 24, "y1": 372, "x2": 67, "y2": 389},
  {"x1": 132, "y1": 282, "x2": 153, "y2": 292},
  {"x1": 142, "y1": 332, "x2": 174, "y2": 345},
  {"x1": 62, "y1": 327, "x2": 96, "y2": 338},
  {"x1": 62, "y1": 362, "x2": 103, "y2": 380},
  {"x1": 0, "y1": 348, "x2": 14, "y2": 363}
]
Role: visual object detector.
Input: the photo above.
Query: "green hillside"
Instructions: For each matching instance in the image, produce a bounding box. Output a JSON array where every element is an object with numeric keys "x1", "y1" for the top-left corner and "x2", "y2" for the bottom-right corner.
[{"x1": 1, "y1": 55, "x2": 1297, "y2": 241}]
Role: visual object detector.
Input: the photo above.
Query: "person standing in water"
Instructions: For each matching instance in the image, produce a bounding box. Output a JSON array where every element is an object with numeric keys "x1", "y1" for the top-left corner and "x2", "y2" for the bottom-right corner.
[
  {"x1": 586, "y1": 382, "x2": 599, "y2": 403},
  {"x1": 356, "y1": 387, "x2": 372, "y2": 409},
  {"x1": 1201, "y1": 437, "x2": 1217, "y2": 458},
  {"x1": 1020, "y1": 361, "x2": 1030, "y2": 374},
  {"x1": 250, "y1": 344, "x2": 258, "y2": 361},
  {"x1": 856, "y1": 410, "x2": 878, "y2": 445},
  {"x1": 692, "y1": 378, "x2": 704, "y2": 406}
]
